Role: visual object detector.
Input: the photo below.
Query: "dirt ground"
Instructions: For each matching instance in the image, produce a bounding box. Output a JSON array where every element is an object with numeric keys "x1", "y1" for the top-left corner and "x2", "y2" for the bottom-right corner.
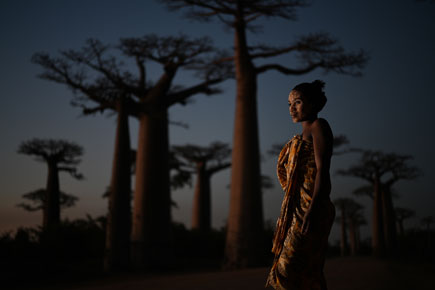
[{"x1": 47, "y1": 257, "x2": 435, "y2": 290}]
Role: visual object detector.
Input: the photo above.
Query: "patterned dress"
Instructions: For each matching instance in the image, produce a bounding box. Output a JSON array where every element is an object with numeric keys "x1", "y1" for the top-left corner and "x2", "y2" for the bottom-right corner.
[{"x1": 266, "y1": 135, "x2": 335, "y2": 290}]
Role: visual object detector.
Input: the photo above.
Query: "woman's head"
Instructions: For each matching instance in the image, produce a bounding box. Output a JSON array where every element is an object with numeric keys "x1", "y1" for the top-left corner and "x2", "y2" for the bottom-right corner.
[{"x1": 288, "y1": 80, "x2": 327, "y2": 123}]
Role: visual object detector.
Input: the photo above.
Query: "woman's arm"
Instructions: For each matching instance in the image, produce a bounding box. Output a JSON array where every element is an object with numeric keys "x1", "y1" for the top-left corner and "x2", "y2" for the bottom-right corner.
[{"x1": 301, "y1": 118, "x2": 333, "y2": 234}]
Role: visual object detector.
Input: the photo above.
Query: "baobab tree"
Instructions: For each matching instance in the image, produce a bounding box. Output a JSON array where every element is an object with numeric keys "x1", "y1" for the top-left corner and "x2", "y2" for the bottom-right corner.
[
  {"x1": 337, "y1": 150, "x2": 421, "y2": 257},
  {"x1": 161, "y1": 0, "x2": 368, "y2": 268},
  {"x1": 395, "y1": 207, "x2": 415, "y2": 236},
  {"x1": 334, "y1": 197, "x2": 350, "y2": 256},
  {"x1": 421, "y1": 216, "x2": 433, "y2": 232},
  {"x1": 421, "y1": 216, "x2": 433, "y2": 251},
  {"x1": 17, "y1": 139, "x2": 83, "y2": 231},
  {"x1": 346, "y1": 199, "x2": 365, "y2": 256},
  {"x1": 333, "y1": 197, "x2": 365, "y2": 256},
  {"x1": 17, "y1": 188, "x2": 78, "y2": 212},
  {"x1": 334, "y1": 198, "x2": 348, "y2": 256},
  {"x1": 33, "y1": 34, "x2": 232, "y2": 269},
  {"x1": 172, "y1": 142, "x2": 231, "y2": 232}
]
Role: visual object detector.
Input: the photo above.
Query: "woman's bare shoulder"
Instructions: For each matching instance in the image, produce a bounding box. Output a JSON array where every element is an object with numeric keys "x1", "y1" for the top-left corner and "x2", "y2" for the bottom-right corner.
[{"x1": 311, "y1": 118, "x2": 333, "y2": 141}]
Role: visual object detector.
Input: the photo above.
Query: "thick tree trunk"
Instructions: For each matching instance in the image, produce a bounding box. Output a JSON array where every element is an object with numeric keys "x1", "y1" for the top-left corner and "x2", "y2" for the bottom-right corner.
[
  {"x1": 397, "y1": 220, "x2": 404, "y2": 237},
  {"x1": 131, "y1": 109, "x2": 171, "y2": 269},
  {"x1": 191, "y1": 162, "x2": 211, "y2": 231},
  {"x1": 348, "y1": 220, "x2": 357, "y2": 256},
  {"x1": 44, "y1": 161, "x2": 60, "y2": 230},
  {"x1": 372, "y1": 178, "x2": 386, "y2": 257},
  {"x1": 382, "y1": 186, "x2": 397, "y2": 256},
  {"x1": 355, "y1": 226, "x2": 361, "y2": 254},
  {"x1": 224, "y1": 14, "x2": 264, "y2": 269},
  {"x1": 104, "y1": 100, "x2": 132, "y2": 271},
  {"x1": 340, "y1": 206, "x2": 348, "y2": 256}
]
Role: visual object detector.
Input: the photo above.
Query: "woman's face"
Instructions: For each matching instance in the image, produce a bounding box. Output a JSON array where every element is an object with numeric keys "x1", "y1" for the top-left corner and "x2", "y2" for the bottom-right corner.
[{"x1": 288, "y1": 90, "x2": 314, "y2": 123}]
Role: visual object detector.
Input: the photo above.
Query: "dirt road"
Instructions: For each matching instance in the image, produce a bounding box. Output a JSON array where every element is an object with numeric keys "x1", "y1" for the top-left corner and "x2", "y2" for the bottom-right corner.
[{"x1": 59, "y1": 257, "x2": 435, "y2": 290}]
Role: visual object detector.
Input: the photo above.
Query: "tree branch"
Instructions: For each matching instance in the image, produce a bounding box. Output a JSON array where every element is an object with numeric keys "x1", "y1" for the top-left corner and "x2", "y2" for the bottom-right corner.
[
  {"x1": 250, "y1": 44, "x2": 299, "y2": 59},
  {"x1": 208, "y1": 162, "x2": 231, "y2": 175},
  {"x1": 58, "y1": 166, "x2": 84, "y2": 180},
  {"x1": 166, "y1": 78, "x2": 223, "y2": 107},
  {"x1": 256, "y1": 62, "x2": 321, "y2": 75}
]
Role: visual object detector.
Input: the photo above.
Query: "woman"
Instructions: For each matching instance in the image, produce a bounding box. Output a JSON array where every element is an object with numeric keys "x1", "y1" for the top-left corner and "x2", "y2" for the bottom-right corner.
[{"x1": 266, "y1": 80, "x2": 335, "y2": 290}]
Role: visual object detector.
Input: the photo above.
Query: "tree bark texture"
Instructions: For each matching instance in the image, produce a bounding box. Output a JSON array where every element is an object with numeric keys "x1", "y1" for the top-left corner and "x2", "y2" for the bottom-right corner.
[
  {"x1": 44, "y1": 161, "x2": 60, "y2": 230},
  {"x1": 104, "y1": 100, "x2": 132, "y2": 271},
  {"x1": 224, "y1": 17, "x2": 264, "y2": 268},
  {"x1": 191, "y1": 162, "x2": 211, "y2": 231},
  {"x1": 131, "y1": 110, "x2": 171, "y2": 268}
]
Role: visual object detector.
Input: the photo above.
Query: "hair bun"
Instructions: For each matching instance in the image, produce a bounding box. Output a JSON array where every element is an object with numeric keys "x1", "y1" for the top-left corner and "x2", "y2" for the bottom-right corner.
[
  {"x1": 292, "y1": 80, "x2": 327, "y2": 113},
  {"x1": 311, "y1": 80, "x2": 325, "y2": 90}
]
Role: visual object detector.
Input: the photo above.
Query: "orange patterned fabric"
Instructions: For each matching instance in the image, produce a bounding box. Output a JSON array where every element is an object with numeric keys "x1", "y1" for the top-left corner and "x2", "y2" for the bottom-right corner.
[{"x1": 266, "y1": 135, "x2": 335, "y2": 290}]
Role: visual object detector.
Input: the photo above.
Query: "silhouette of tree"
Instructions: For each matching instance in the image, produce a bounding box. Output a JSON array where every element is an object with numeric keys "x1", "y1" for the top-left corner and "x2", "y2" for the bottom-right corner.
[
  {"x1": 337, "y1": 150, "x2": 421, "y2": 257},
  {"x1": 421, "y1": 216, "x2": 433, "y2": 250},
  {"x1": 421, "y1": 216, "x2": 433, "y2": 231},
  {"x1": 333, "y1": 197, "x2": 364, "y2": 256},
  {"x1": 17, "y1": 139, "x2": 83, "y2": 231},
  {"x1": 17, "y1": 188, "x2": 78, "y2": 212},
  {"x1": 346, "y1": 200, "x2": 365, "y2": 256},
  {"x1": 32, "y1": 34, "x2": 232, "y2": 269},
  {"x1": 395, "y1": 207, "x2": 415, "y2": 236},
  {"x1": 333, "y1": 198, "x2": 350, "y2": 256},
  {"x1": 260, "y1": 175, "x2": 275, "y2": 191},
  {"x1": 172, "y1": 142, "x2": 231, "y2": 232}
]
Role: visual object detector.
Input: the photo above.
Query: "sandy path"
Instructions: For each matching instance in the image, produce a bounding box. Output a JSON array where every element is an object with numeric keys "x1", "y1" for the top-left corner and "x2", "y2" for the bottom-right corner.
[{"x1": 63, "y1": 257, "x2": 433, "y2": 290}]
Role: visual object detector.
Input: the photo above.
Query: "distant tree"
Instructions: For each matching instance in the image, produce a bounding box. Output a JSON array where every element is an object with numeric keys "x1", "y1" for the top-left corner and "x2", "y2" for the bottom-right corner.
[
  {"x1": 333, "y1": 198, "x2": 350, "y2": 256},
  {"x1": 260, "y1": 175, "x2": 275, "y2": 192},
  {"x1": 32, "y1": 34, "x2": 232, "y2": 269},
  {"x1": 17, "y1": 139, "x2": 83, "y2": 231},
  {"x1": 17, "y1": 188, "x2": 78, "y2": 212},
  {"x1": 169, "y1": 148, "x2": 195, "y2": 191},
  {"x1": 333, "y1": 197, "x2": 365, "y2": 256},
  {"x1": 172, "y1": 142, "x2": 231, "y2": 232},
  {"x1": 337, "y1": 150, "x2": 421, "y2": 257},
  {"x1": 346, "y1": 200, "x2": 365, "y2": 256},
  {"x1": 162, "y1": 0, "x2": 368, "y2": 268},
  {"x1": 421, "y1": 216, "x2": 433, "y2": 250},
  {"x1": 395, "y1": 207, "x2": 415, "y2": 236},
  {"x1": 421, "y1": 216, "x2": 433, "y2": 231}
]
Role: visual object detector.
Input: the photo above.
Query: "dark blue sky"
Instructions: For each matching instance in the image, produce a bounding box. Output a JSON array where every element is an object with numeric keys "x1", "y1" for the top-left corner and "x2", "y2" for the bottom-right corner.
[{"x1": 1, "y1": 0, "x2": 434, "y2": 241}]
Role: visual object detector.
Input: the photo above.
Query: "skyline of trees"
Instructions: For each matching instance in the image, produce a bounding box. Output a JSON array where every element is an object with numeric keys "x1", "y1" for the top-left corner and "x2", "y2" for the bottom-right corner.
[
  {"x1": 7, "y1": 1, "x2": 431, "y2": 275},
  {"x1": 338, "y1": 150, "x2": 421, "y2": 257},
  {"x1": 32, "y1": 33, "x2": 233, "y2": 270}
]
